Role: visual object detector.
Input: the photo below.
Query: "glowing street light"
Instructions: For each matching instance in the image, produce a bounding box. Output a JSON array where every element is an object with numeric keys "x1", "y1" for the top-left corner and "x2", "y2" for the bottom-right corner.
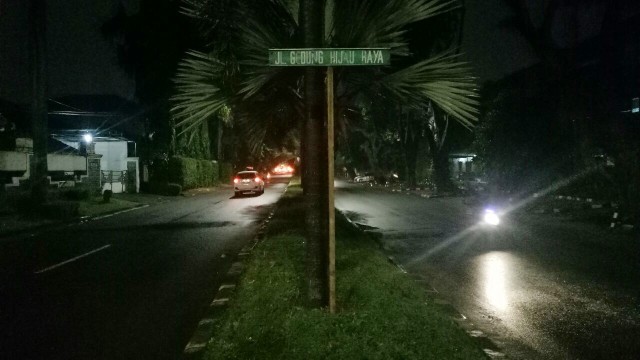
[{"x1": 83, "y1": 133, "x2": 93, "y2": 144}]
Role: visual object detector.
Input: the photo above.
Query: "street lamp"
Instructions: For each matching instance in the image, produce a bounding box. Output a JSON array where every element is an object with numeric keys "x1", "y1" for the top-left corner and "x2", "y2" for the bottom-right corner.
[{"x1": 83, "y1": 133, "x2": 93, "y2": 144}]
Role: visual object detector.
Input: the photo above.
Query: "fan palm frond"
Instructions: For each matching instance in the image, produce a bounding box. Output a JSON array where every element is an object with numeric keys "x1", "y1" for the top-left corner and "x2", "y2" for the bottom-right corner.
[
  {"x1": 236, "y1": 2, "x2": 299, "y2": 100},
  {"x1": 170, "y1": 50, "x2": 228, "y2": 135},
  {"x1": 330, "y1": 0, "x2": 459, "y2": 57},
  {"x1": 381, "y1": 52, "x2": 479, "y2": 128}
]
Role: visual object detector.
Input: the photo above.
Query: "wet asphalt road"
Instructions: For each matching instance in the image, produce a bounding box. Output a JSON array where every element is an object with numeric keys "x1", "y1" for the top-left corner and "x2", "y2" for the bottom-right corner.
[
  {"x1": 335, "y1": 181, "x2": 640, "y2": 360},
  {"x1": 0, "y1": 182, "x2": 287, "y2": 360}
]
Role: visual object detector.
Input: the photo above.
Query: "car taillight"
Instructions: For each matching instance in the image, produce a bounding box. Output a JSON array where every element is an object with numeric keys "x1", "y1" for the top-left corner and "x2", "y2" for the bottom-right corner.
[
  {"x1": 233, "y1": 178, "x2": 239, "y2": 184},
  {"x1": 254, "y1": 177, "x2": 261, "y2": 182}
]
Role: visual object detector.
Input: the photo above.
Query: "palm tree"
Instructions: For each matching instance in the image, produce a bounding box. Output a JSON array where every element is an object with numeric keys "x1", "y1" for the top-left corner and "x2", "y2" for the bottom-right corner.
[{"x1": 171, "y1": 0, "x2": 479, "y2": 307}]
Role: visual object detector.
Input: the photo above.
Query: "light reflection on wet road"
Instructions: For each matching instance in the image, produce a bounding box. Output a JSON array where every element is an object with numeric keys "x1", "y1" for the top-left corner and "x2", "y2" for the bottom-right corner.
[
  {"x1": 480, "y1": 252, "x2": 509, "y2": 311},
  {"x1": 335, "y1": 181, "x2": 640, "y2": 359}
]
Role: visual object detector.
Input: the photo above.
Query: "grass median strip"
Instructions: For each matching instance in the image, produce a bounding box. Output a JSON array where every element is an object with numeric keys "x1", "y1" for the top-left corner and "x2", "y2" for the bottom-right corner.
[
  {"x1": 78, "y1": 197, "x2": 141, "y2": 217},
  {"x1": 202, "y1": 185, "x2": 486, "y2": 360}
]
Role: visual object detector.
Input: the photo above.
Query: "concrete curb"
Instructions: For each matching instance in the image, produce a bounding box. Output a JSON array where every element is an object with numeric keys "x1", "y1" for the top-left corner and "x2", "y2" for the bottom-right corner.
[
  {"x1": 529, "y1": 195, "x2": 636, "y2": 231},
  {"x1": 181, "y1": 186, "x2": 286, "y2": 359}
]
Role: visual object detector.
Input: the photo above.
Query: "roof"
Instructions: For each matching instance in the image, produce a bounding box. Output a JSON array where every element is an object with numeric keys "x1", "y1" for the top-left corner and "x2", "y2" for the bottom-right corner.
[{"x1": 48, "y1": 137, "x2": 81, "y2": 156}]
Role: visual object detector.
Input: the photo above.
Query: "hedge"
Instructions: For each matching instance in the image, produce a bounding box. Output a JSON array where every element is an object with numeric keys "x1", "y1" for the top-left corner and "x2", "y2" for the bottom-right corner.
[
  {"x1": 219, "y1": 162, "x2": 233, "y2": 184},
  {"x1": 168, "y1": 156, "x2": 219, "y2": 190}
]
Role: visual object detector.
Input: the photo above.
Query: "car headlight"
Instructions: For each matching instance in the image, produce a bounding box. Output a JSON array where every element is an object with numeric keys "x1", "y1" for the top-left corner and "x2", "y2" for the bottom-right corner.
[{"x1": 483, "y1": 209, "x2": 500, "y2": 226}]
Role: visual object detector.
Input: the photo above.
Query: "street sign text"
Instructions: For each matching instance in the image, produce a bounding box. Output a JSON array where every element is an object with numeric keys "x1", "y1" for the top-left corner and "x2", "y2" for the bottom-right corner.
[{"x1": 269, "y1": 48, "x2": 390, "y2": 66}]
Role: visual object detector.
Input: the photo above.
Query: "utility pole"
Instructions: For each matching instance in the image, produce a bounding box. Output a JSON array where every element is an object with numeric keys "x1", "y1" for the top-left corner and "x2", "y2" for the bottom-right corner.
[{"x1": 29, "y1": 0, "x2": 49, "y2": 204}]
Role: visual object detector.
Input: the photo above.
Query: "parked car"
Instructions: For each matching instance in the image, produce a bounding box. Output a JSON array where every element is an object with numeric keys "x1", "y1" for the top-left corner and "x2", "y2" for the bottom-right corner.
[
  {"x1": 456, "y1": 173, "x2": 488, "y2": 193},
  {"x1": 354, "y1": 172, "x2": 375, "y2": 183},
  {"x1": 233, "y1": 170, "x2": 265, "y2": 196}
]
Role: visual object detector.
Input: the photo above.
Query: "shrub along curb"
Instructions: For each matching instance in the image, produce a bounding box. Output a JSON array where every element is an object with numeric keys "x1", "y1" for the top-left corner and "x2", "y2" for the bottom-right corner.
[{"x1": 185, "y1": 185, "x2": 491, "y2": 360}]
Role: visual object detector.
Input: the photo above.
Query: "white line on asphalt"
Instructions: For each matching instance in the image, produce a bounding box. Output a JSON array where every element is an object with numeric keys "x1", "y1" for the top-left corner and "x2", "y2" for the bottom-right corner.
[
  {"x1": 34, "y1": 244, "x2": 112, "y2": 274},
  {"x1": 93, "y1": 204, "x2": 149, "y2": 220}
]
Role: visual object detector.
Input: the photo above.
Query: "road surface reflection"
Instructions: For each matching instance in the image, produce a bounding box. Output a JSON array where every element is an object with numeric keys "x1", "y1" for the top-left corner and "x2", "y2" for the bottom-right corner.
[{"x1": 480, "y1": 251, "x2": 509, "y2": 311}]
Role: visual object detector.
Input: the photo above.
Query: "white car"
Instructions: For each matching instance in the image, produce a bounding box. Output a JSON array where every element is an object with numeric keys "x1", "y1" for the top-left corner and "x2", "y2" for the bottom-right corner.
[
  {"x1": 354, "y1": 172, "x2": 375, "y2": 183},
  {"x1": 233, "y1": 171, "x2": 265, "y2": 196}
]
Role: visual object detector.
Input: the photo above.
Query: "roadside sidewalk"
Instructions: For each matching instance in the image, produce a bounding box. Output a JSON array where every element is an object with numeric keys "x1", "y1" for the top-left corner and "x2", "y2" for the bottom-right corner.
[
  {"x1": 348, "y1": 180, "x2": 450, "y2": 198},
  {"x1": 0, "y1": 185, "x2": 230, "y2": 239}
]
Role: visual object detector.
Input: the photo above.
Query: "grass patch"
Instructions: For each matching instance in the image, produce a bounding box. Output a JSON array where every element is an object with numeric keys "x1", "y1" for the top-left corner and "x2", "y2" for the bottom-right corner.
[
  {"x1": 78, "y1": 196, "x2": 140, "y2": 217},
  {"x1": 203, "y1": 185, "x2": 486, "y2": 360}
]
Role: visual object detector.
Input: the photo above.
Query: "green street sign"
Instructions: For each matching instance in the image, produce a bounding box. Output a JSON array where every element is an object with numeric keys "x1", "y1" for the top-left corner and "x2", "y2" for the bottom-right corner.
[{"x1": 268, "y1": 48, "x2": 390, "y2": 67}]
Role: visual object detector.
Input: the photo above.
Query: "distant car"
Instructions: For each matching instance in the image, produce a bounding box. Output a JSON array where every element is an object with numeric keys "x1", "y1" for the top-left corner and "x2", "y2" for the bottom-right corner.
[
  {"x1": 272, "y1": 163, "x2": 294, "y2": 176},
  {"x1": 233, "y1": 171, "x2": 265, "y2": 196},
  {"x1": 269, "y1": 163, "x2": 294, "y2": 182},
  {"x1": 354, "y1": 172, "x2": 375, "y2": 183},
  {"x1": 456, "y1": 173, "x2": 488, "y2": 193}
]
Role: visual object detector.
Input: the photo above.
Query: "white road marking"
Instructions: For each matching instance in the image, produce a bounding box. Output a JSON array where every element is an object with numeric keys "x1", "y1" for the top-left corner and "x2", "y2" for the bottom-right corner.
[
  {"x1": 93, "y1": 204, "x2": 149, "y2": 220},
  {"x1": 34, "y1": 244, "x2": 112, "y2": 274}
]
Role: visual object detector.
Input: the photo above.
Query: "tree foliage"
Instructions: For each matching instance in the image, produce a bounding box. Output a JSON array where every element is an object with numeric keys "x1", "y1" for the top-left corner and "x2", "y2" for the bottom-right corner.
[
  {"x1": 171, "y1": 0, "x2": 479, "y2": 168},
  {"x1": 473, "y1": 81, "x2": 570, "y2": 193}
]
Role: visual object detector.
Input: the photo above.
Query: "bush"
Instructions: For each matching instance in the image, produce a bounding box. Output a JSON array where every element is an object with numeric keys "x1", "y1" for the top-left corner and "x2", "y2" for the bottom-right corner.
[
  {"x1": 219, "y1": 162, "x2": 233, "y2": 183},
  {"x1": 166, "y1": 183, "x2": 182, "y2": 196},
  {"x1": 6, "y1": 190, "x2": 35, "y2": 215},
  {"x1": 148, "y1": 181, "x2": 167, "y2": 195},
  {"x1": 102, "y1": 189, "x2": 113, "y2": 203},
  {"x1": 169, "y1": 156, "x2": 197, "y2": 189},
  {"x1": 168, "y1": 156, "x2": 219, "y2": 190},
  {"x1": 62, "y1": 187, "x2": 90, "y2": 201}
]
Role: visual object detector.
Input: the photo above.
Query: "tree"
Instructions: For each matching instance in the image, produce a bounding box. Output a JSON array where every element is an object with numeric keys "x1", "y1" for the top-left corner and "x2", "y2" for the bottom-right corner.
[
  {"x1": 498, "y1": 1, "x2": 639, "y2": 225},
  {"x1": 473, "y1": 79, "x2": 567, "y2": 194},
  {"x1": 171, "y1": 0, "x2": 480, "y2": 307},
  {"x1": 28, "y1": 0, "x2": 48, "y2": 204},
  {"x1": 500, "y1": 0, "x2": 607, "y2": 170}
]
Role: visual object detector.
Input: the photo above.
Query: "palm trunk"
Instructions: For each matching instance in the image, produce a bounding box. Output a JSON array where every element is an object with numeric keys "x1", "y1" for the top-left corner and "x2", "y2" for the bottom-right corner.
[
  {"x1": 397, "y1": 109, "x2": 422, "y2": 187},
  {"x1": 424, "y1": 122, "x2": 453, "y2": 193},
  {"x1": 404, "y1": 139, "x2": 419, "y2": 187},
  {"x1": 29, "y1": 0, "x2": 48, "y2": 205},
  {"x1": 301, "y1": 0, "x2": 328, "y2": 308},
  {"x1": 216, "y1": 117, "x2": 223, "y2": 160}
]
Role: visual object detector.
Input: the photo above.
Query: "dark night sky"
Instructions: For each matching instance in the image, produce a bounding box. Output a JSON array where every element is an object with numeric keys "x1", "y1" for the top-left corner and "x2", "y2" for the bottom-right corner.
[
  {"x1": 0, "y1": 0, "x2": 139, "y2": 104},
  {"x1": 0, "y1": 0, "x2": 539, "y2": 105},
  {"x1": 461, "y1": 0, "x2": 538, "y2": 82},
  {"x1": 2, "y1": 1, "x2": 638, "y2": 106}
]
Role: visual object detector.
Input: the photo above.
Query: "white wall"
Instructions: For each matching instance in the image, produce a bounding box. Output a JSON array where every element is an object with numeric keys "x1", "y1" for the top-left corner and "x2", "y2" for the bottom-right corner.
[
  {"x1": 1, "y1": 150, "x2": 88, "y2": 187},
  {"x1": 0, "y1": 151, "x2": 86, "y2": 172},
  {"x1": 0, "y1": 151, "x2": 28, "y2": 171},
  {"x1": 47, "y1": 153, "x2": 86, "y2": 171},
  {"x1": 95, "y1": 141, "x2": 128, "y2": 171}
]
